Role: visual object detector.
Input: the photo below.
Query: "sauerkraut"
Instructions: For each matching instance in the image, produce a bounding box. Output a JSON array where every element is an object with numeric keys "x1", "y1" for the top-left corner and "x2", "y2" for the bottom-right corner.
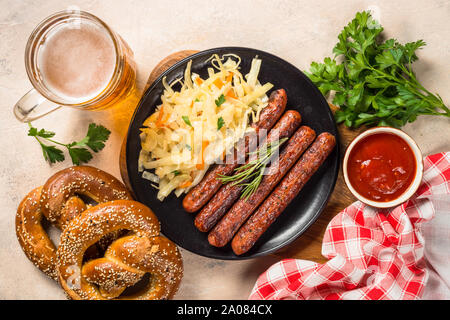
[{"x1": 139, "y1": 53, "x2": 273, "y2": 201}]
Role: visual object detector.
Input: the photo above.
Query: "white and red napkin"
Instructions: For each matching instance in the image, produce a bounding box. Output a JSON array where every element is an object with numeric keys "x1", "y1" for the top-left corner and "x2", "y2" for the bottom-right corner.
[{"x1": 249, "y1": 152, "x2": 450, "y2": 300}]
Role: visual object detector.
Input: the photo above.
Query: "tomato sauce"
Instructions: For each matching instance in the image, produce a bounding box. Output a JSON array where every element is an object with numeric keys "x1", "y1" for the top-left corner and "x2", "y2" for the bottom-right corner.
[{"x1": 347, "y1": 132, "x2": 416, "y2": 202}]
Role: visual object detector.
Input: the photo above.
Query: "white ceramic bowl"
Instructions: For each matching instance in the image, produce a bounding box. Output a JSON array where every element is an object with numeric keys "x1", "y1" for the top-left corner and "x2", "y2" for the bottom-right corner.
[{"x1": 343, "y1": 127, "x2": 423, "y2": 208}]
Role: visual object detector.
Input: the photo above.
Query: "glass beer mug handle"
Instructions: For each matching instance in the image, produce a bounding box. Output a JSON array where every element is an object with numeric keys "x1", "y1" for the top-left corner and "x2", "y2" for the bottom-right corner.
[{"x1": 14, "y1": 88, "x2": 61, "y2": 122}]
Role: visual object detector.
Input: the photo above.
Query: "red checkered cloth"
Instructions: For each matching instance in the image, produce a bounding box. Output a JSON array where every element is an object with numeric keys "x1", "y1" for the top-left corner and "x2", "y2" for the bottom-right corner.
[{"x1": 249, "y1": 152, "x2": 450, "y2": 300}]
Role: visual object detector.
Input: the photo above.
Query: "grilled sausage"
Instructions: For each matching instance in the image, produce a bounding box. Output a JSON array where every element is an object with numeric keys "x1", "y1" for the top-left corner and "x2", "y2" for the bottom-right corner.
[
  {"x1": 195, "y1": 110, "x2": 302, "y2": 232},
  {"x1": 231, "y1": 132, "x2": 336, "y2": 255},
  {"x1": 182, "y1": 89, "x2": 287, "y2": 213},
  {"x1": 208, "y1": 126, "x2": 316, "y2": 247}
]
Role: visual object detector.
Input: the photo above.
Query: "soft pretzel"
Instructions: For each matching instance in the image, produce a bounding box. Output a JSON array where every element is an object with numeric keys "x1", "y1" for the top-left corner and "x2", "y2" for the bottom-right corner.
[
  {"x1": 56, "y1": 200, "x2": 183, "y2": 300},
  {"x1": 40, "y1": 166, "x2": 133, "y2": 227},
  {"x1": 15, "y1": 166, "x2": 133, "y2": 279},
  {"x1": 15, "y1": 187, "x2": 87, "y2": 280}
]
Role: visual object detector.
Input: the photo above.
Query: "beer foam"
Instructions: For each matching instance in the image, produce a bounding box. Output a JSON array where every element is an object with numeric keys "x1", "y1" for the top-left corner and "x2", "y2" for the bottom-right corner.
[{"x1": 38, "y1": 21, "x2": 116, "y2": 103}]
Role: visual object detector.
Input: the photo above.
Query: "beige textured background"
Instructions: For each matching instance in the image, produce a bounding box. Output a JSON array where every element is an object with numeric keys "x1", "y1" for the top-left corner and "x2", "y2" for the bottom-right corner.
[{"x1": 0, "y1": 0, "x2": 449, "y2": 299}]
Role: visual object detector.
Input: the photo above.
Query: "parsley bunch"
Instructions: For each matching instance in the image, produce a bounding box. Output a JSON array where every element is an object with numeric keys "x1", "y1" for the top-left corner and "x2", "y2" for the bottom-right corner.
[
  {"x1": 306, "y1": 11, "x2": 449, "y2": 128},
  {"x1": 28, "y1": 122, "x2": 111, "y2": 165}
]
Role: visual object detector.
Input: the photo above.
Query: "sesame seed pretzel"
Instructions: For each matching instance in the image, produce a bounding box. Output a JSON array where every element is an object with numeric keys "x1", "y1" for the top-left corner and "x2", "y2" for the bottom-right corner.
[
  {"x1": 15, "y1": 166, "x2": 133, "y2": 280},
  {"x1": 40, "y1": 166, "x2": 133, "y2": 227},
  {"x1": 16, "y1": 186, "x2": 87, "y2": 280},
  {"x1": 57, "y1": 200, "x2": 183, "y2": 300}
]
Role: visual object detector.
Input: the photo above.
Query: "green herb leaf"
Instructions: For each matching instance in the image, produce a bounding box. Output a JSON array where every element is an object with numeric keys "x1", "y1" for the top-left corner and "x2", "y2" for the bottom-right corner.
[
  {"x1": 172, "y1": 170, "x2": 181, "y2": 176},
  {"x1": 215, "y1": 94, "x2": 226, "y2": 107},
  {"x1": 69, "y1": 136, "x2": 90, "y2": 148},
  {"x1": 68, "y1": 147, "x2": 93, "y2": 165},
  {"x1": 185, "y1": 144, "x2": 192, "y2": 151},
  {"x1": 306, "y1": 10, "x2": 449, "y2": 128},
  {"x1": 85, "y1": 123, "x2": 111, "y2": 152},
  {"x1": 182, "y1": 116, "x2": 192, "y2": 127},
  {"x1": 27, "y1": 122, "x2": 111, "y2": 165},
  {"x1": 217, "y1": 117, "x2": 225, "y2": 130},
  {"x1": 28, "y1": 127, "x2": 56, "y2": 138},
  {"x1": 40, "y1": 144, "x2": 65, "y2": 164}
]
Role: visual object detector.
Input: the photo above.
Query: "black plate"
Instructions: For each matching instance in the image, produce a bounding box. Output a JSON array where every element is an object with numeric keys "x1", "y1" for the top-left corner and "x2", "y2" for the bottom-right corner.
[{"x1": 125, "y1": 47, "x2": 339, "y2": 260}]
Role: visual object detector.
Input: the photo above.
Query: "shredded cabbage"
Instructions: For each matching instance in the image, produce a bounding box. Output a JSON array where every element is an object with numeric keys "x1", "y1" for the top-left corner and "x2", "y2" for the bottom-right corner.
[{"x1": 139, "y1": 53, "x2": 273, "y2": 201}]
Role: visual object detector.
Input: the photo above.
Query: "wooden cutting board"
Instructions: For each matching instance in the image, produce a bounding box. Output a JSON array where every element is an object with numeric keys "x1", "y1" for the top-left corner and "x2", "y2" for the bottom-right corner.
[{"x1": 119, "y1": 50, "x2": 364, "y2": 264}]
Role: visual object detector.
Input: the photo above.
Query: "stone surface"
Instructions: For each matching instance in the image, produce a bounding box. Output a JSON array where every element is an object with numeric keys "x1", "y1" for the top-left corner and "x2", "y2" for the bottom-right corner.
[{"x1": 0, "y1": 0, "x2": 449, "y2": 299}]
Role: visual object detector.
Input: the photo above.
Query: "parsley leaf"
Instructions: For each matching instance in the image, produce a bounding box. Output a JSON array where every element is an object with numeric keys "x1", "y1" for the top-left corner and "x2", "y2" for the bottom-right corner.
[
  {"x1": 68, "y1": 147, "x2": 93, "y2": 165},
  {"x1": 182, "y1": 116, "x2": 192, "y2": 127},
  {"x1": 28, "y1": 127, "x2": 56, "y2": 138},
  {"x1": 27, "y1": 122, "x2": 111, "y2": 165},
  {"x1": 217, "y1": 117, "x2": 225, "y2": 130},
  {"x1": 215, "y1": 94, "x2": 226, "y2": 107},
  {"x1": 306, "y1": 10, "x2": 449, "y2": 128},
  {"x1": 40, "y1": 144, "x2": 65, "y2": 164},
  {"x1": 85, "y1": 123, "x2": 111, "y2": 152}
]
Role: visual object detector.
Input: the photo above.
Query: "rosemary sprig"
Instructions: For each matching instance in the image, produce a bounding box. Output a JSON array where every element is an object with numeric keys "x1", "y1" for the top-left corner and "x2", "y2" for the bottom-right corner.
[{"x1": 218, "y1": 137, "x2": 288, "y2": 200}]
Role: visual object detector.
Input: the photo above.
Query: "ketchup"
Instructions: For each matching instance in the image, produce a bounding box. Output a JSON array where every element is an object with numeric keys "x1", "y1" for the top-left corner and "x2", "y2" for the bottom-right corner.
[{"x1": 347, "y1": 132, "x2": 416, "y2": 202}]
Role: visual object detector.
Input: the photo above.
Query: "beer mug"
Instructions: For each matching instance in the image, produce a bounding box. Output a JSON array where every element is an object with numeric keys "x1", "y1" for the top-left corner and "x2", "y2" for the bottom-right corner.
[{"x1": 14, "y1": 10, "x2": 136, "y2": 122}]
